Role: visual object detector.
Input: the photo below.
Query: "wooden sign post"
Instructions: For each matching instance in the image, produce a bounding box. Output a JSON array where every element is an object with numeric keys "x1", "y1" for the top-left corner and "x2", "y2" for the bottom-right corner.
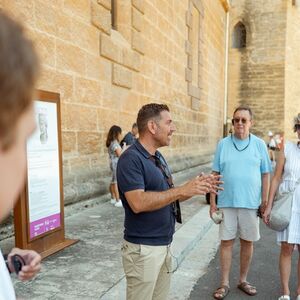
[{"x1": 14, "y1": 90, "x2": 77, "y2": 258}]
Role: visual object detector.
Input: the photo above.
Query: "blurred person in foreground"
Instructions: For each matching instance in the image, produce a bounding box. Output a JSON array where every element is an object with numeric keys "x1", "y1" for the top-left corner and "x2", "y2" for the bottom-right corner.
[
  {"x1": 0, "y1": 11, "x2": 41, "y2": 300},
  {"x1": 263, "y1": 114, "x2": 300, "y2": 300},
  {"x1": 210, "y1": 106, "x2": 272, "y2": 299},
  {"x1": 117, "y1": 103, "x2": 222, "y2": 300}
]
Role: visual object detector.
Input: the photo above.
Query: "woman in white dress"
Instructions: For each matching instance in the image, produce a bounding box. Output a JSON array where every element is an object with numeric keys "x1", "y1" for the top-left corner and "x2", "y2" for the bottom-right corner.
[{"x1": 263, "y1": 113, "x2": 300, "y2": 300}]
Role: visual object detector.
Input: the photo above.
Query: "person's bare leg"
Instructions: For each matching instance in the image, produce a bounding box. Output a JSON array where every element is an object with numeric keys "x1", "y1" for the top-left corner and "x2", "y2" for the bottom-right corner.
[
  {"x1": 236, "y1": 239, "x2": 258, "y2": 295},
  {"x1": 297, "y1": 245, "x2": 300, "y2": 296},
  {"x1": 239, "y1": 238, "x2": 253, "y2": 283},
  {"x1": 296, "y1": 245, "x2": 300, "y2": 297},
  {"x1": 109, "y1": 184, "x2": 114, "y2": 199},
  {"x1": 221, "y1": 239, "x2": 234, "y2": 286},
  {"x1": 280, "y1": 242, "x2": 294, "y2": 296},
  {"x1": 112, "y1": 183, "x2": 120, "y2": 201},
  {"x1": 213, "y1": 239, "x2": 234, "y2": 298}
]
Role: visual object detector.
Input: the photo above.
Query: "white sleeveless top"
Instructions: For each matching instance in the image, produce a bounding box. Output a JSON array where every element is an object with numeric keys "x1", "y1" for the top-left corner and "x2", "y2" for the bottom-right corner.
[
  {"x1": 0, "y1": 249, "x2": 16, "y2": 300},
  {"x1": 277, "y1": 141, "x2": 300, "y2": 243}
]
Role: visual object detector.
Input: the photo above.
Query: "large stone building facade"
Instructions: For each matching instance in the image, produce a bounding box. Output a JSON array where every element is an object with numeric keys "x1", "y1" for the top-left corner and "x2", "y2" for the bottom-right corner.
[
  {"x1": 1, "y1": 0, "x2": 298, "y2": 207},
  {"x1": 228, "y1": 0, "x2": 300, "y2": 140},
  {"x1": 0, "y1": 0, "x2": 229, "y2": 205}
]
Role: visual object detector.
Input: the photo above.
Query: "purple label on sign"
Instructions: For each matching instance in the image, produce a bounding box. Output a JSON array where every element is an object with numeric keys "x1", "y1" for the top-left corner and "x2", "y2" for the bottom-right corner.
[{"x1": 29, "y1": 213, "x2": 61, "y2": 239}]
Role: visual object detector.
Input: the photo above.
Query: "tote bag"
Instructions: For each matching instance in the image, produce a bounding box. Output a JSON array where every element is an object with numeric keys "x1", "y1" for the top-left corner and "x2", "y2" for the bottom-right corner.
[{"x1": 268, "y1": 179, "x2": 300, "y2": 231}]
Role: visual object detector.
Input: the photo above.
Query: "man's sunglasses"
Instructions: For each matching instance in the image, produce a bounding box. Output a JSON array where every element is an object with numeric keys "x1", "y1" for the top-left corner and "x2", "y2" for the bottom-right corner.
[
  {"x1": 232, "y1": 118, "x2": 249, "y2": 125},
  {"x1": 294, "y1": 124, "x2": 300, "y2": 131},
  {"x1": 150, "y1": 155, "x2": 182, "y2": 224}
]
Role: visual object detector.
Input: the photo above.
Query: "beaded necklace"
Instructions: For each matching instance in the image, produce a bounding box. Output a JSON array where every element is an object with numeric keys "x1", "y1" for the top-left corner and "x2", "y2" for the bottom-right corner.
[{"x1": 231, "y1": 134, "x2": 251, "y2": 152}]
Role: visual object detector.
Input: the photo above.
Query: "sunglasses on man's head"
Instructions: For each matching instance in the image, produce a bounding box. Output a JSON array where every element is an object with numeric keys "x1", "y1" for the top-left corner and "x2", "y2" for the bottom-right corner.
[
  {"x1": 232, "y1": 118, "x2": 249, "y2": 124},
  {"x1": 295, "y1": 124, "x2": 300, "y2": 131}
]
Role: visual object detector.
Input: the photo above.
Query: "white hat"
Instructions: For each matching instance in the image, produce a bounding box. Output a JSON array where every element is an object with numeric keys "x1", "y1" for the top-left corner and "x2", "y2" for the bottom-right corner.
[{"x1": 268, "y1": 131, "x2": 273, "y2": 137}]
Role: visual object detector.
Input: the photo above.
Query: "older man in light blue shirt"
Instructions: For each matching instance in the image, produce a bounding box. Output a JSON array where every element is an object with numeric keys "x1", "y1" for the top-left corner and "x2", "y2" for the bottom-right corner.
[{"x1": 211, "y1": 106, "x2": 271, "y2": 300}]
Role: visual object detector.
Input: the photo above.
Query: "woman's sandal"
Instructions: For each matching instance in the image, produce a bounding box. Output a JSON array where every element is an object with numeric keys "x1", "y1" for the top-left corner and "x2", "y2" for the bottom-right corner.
[
  {"x1": 237, "y1": 281, "x2": 257, "y2": 296},
  {"x1": 213, "y1": 285, "x2": 230, "y2": 299},
  {"x1": 278, "y1": 296, "x2": 290, "y2": 300}
]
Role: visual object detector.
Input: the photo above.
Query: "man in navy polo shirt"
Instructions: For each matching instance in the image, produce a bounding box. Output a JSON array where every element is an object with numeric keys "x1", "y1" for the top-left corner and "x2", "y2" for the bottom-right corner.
[
  {"x1": 117, "y1": 103, "x2": 220, "y2": 300},
  {"x1": 120, "y1": 122, "x2": 138, "y2": 149}
]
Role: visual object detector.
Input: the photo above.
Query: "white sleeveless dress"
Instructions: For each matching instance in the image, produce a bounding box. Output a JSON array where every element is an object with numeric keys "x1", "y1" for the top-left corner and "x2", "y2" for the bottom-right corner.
[
  {"x1": 277, "y1": 141, "x2": 300, "y2": 244},
  {"x1": 0, "y1": 249, "x2": 16, "y2": 300}
]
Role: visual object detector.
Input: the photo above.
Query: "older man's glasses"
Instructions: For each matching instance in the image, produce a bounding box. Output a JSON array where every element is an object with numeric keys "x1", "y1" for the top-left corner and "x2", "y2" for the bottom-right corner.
[
  {"x1": 150, "y1": 154, "x2": 182, "y2": 224},
  {"x1": 232, "y1": 118, "x2": 248, "y2": 124}
]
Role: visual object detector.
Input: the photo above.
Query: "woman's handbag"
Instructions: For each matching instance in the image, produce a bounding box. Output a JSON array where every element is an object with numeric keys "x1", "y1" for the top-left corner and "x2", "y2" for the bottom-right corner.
[{"x1": 268, "y1": 179, "x2": 300, "y2": 231}]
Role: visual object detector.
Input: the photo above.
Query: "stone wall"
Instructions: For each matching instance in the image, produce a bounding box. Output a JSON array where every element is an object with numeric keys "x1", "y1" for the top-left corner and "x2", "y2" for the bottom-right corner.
[
  {"x1": 0, "y1": 0, "x2": 228, "y2": 205},
  {"x1": 228, "y1": 0, "x2": 287, "y2": 139},
  {"x1": 285, "y1": 1, "x2": 300, "y2": 141},
  {"x1": 228, "y1": 0, "x2": 300, "y2": 142}
]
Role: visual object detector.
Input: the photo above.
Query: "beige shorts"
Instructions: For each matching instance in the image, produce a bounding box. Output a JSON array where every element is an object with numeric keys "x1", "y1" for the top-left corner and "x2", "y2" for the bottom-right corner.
[{"x1": 219, "y1": 208, "x2": 260, "y2": 242}]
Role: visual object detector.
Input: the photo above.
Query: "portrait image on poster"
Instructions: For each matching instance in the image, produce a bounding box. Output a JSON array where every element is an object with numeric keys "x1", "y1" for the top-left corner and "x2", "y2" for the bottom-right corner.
[{"x1": 27, "y1": 100, "x2": 61, "y2": 239}]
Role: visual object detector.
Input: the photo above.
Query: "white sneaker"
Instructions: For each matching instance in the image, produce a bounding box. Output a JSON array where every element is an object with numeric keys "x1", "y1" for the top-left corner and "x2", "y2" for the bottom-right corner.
[
  {"x1": 110, "y1": 199, "x2": 116, "y2": 205},
  {"x1": 115, "y1": 201, "x2": 123, "y2": 207},
  {"x1": 278, "y1": 296, "x2": 290, "y2": 300}
]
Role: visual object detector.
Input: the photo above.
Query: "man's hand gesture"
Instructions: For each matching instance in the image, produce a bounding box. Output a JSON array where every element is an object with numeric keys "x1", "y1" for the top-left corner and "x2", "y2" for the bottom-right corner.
[{"x1": 179, "y1": 173, "x2": 223, "y2": 200}]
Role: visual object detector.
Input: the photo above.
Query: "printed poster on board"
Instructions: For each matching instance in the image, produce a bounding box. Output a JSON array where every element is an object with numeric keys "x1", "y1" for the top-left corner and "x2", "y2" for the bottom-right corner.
[{"x1": 26, "y1": 100, "x2": 61, "y2": 239}]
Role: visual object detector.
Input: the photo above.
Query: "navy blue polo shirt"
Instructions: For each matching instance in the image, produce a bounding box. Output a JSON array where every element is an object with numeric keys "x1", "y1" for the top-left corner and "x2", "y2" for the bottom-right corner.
[
  {"x1": 120, "y1": 132, "x2": 136, "y2": 147},
  {"x1": 117, "y1": 140, "x2": 175, "y2": 246}
]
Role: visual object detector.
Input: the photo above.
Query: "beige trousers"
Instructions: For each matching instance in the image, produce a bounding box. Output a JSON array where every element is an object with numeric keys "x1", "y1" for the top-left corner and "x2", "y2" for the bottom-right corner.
[{"x1": 121, "y1": 240, "x2": 172, "y2": 300}]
